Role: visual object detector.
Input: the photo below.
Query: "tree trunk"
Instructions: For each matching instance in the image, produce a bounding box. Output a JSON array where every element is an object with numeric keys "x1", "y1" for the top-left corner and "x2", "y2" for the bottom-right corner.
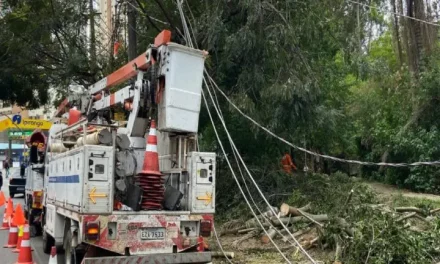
[
  {"x1": 280, "y1": 203, "x2": 311, "y2": 217},
  {"x1": 271, "y1": 214, "x2": 328, "y2": 226},
  {"x1": 391, "y1": 0, "x2": 403, "y2": 66},
  {"x1": 89, "y1": 0, "x2": 96, "y2": 74},
  {"x1": 127, "y1": 0, "x2": 137, "y2": 60},
  {"x1": 261, "y1": 227, "x2": 278, "y2": 244}
]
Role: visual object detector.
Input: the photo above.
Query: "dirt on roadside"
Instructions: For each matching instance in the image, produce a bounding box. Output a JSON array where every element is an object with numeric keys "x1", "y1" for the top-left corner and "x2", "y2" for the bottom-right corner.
[{"x1": 364, "y1": 181, "x2": 440, "y2": 202}]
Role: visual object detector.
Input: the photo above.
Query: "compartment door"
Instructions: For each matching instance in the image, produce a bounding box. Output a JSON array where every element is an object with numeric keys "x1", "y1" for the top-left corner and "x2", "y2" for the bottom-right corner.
[{"x1": 191, "y1": 155, "x2": 215, "y2": 213}]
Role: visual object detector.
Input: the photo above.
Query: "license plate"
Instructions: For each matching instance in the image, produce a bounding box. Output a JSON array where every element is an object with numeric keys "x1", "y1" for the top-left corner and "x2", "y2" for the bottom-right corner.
[
  {"x1": 17, "y1": 188, "x2": 24, "y2": 191},
  {"x1": 140, "y1": 228, "x2": 165, "y2": 240}
]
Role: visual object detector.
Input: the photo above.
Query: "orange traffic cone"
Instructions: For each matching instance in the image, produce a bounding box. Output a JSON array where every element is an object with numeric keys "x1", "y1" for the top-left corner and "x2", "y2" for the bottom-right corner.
[
  {"x1": 3, "y1": 222, "x2": 18, "y2": 248},
  {"x1": 141, "y1": 119, "x2": 161, "y2": 175},
  {"x1": 12, "y1": 204, "x2": 26, "y2": 227},
  {"x1": 197, "y1": 236, "x2": 205, "y2": 252},
  {"x1": 0, "y1": 191, "x2": 5, "y2": 207},
  {"x1": 5, "y1": 198, "x2": 14, "y2": 222},
  {"x1": 137, "y1": 120, "x2": 164, "y2": 210},
  {"x1": 0, "y1": 203, "x2": 9, "y2": 230},
  {"x1": 15, "y1": 224, "x2": 35, "y2": 264},
  {"x1": 13, "y1": 225, "x2": 24, "y2": 253},
  {"x1": 48, "y1": 246, "x2": 58, "y2": 264}
]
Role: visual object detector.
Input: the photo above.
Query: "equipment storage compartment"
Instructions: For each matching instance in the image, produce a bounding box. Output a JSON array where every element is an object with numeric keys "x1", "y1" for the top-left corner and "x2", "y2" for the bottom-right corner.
[
  {"x1": 158, "y1": 43, "x2": 206, "y2": 133},
  {"x1": 187, "y1": 152, "x2": 216, "y2": 214}
]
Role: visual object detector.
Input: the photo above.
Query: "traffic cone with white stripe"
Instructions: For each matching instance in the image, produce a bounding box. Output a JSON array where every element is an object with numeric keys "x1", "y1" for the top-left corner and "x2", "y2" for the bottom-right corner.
[
  {"x1": 48, "y1": 246, "x2": 57, "y2": 264},
  {"x1": 1, "y1": 198, "x2": 14, "y2": 230},
  {"x1": 136, "y1": 119, "x2": 164, "y2": 210},
  {"x1": 141, "y1": 119, "x2": 161, "y2": 175},
  {"x1": 15, "y1": 224, "x2": 35, "y2": 264},
  {"x1": 0, "y1": 206, "x2": 9, "y2": 230},
  {"x1": 3, "y1": 222, "x2": 18, "y2": 248}
]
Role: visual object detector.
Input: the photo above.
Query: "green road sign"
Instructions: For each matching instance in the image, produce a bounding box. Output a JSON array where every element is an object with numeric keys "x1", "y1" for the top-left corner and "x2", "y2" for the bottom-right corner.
[{"x1": 8, "y1": 130, "x2": 33, "y2": 140}]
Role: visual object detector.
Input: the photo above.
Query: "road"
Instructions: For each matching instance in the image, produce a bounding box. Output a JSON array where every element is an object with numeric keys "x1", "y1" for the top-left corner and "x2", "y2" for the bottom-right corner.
[{"x1": 0, "y1": 169, "x2": 63, "y2": 264}]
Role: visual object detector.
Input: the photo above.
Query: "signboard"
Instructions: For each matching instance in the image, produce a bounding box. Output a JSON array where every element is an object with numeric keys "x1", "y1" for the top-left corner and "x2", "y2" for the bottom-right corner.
[
  {"x1": 8, "y1": 131, "x2": 33, "y2": 140},
  {"x1": 114, "y1": 112, "x2": 125, "y2": 121},
  {"x1": 0, "y1": 115, "x2": 52, "y2": 132}
]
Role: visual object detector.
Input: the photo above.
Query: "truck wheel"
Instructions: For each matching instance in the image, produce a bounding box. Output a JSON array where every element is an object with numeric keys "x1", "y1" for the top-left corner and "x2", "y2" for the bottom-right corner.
[{"x1": 42, "y1": 228, "x2": 55, "y2": 254}]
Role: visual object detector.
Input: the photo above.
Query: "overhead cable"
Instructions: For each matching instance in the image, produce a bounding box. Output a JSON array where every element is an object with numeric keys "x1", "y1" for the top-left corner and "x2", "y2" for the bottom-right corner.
[
  {"x1": 347, "y1": 0, "x2": 440, "y2": 27},
  {"x1": 204, "y1": 80, "x2": 317, "y2": 264},
  {"x1": 177, "y1": 1, "x2": 317, "y2": 262},
  {"x1": 201, "y1": 90, "x2": 294, "y2": 264},
  {"x1": 207, "y1": 74, "x2": 440, "y2": 167},
  {"x1": 206, "y1": 81, "x2": 300, "y2": 250}
]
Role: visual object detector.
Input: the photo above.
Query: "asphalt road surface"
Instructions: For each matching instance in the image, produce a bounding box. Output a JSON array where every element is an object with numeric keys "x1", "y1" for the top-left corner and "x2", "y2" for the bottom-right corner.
[{"x1": 0, "y1": 168, "x2": 63, "y2": 264}]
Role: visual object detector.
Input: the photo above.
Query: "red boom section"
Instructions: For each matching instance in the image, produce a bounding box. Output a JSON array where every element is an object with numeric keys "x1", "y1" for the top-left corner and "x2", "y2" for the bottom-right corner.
[{"x1": 54, "y1": 30, "x2": 172, "y2": 117}]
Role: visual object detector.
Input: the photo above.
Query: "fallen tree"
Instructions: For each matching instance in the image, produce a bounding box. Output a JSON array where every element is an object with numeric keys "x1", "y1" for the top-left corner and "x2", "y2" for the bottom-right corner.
[{"x1": 218, "y1": 172, "x2": 440, "y2": 264}]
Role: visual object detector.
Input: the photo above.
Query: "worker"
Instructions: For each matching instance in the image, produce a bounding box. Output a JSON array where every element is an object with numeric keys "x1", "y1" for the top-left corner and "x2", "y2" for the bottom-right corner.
[
  {"x1": 3, "y1": 160, "x2": 9, "y2": 179},
  {"x1": 281, "y1": 151, "x2": 297, "y2": 174}
]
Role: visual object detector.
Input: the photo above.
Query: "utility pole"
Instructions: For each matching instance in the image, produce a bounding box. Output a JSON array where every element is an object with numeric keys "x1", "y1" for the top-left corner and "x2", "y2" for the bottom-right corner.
[
  {"x1": 127, "y1": 0, "x2": 137, "y2": 60},
  {"x1": 89, "y1": 0, "x2": 97, "y2": 73}
]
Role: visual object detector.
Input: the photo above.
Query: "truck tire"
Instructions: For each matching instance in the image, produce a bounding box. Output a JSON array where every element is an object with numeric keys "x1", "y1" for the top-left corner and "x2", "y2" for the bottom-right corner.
[{"x1": 42, "y1": 228, "x2": 55, "y2": 254}]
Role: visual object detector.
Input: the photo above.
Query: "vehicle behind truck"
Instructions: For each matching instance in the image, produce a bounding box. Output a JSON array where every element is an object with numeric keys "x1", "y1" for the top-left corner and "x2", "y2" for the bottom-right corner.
[{"x1": 30, "y1": 30, "x2": 216, "y2": 263}]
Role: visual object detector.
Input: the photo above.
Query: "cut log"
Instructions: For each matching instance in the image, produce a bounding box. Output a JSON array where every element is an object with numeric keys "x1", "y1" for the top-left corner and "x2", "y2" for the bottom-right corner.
[
  {"x1": 266, "y1": 206, "x2": 280, "y2": 215},
  {"x1": 220, "y1": 227, "x2": 243, "y2": 236},
  {"x1": 244, "y1": 207, "x2": 279, "y2": 228},
  {"x1": 302, "y1": 236, "x2": 320, "y2": 250},
  {"x1": 271, "y1": 214, "x2": 329, "y2": 226},
  {"x1": 396, "y1": 212, "x2": 417, "y2": 222},
  {"x1": 414, "y1": 214, "x2": 430, "y2": 223},
  {"x1": 261, "y1": 227, "x2": 278, "y2": 244},
  {"x1": 298, "y1": 210, "x2": 323, "y2": 228},
  {"x1": 211, "y1": 251, "x2": 235, "y2": 259},
  {"x1": 430, "y1": 208, "x2": 440, "y2": 214},
  {"x1": 395, "y1": 207, "x2": 424, "y2": 214},
  {"x1": 238, "y1": 228, "x2": 256, "y2": 234},
  {"x1": 245, "y1": 215, "x2": 271, "y2": 228},
  {"x1": 279, "y1": 203, "x2": 311, "y2": 217},
  {"x1": 281, "y1": 226, "x2": 313, "y2": 242}
]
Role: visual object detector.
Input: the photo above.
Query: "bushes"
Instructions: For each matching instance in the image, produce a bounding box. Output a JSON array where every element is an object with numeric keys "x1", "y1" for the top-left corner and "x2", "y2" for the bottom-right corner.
[{"x1": 286, "y1": 173, "x2": 440, "y2": 263}]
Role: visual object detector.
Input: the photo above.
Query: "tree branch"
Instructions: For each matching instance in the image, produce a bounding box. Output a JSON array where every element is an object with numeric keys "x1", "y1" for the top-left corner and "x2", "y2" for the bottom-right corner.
[{"x1": 134, "y1": 0, "x2": 161, "y2": 32}]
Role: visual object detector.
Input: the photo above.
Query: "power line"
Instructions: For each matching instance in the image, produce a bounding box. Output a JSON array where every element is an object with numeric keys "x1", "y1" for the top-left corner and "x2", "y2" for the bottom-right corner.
[
  {"x1": 205, "y1": 80, "x2": 300, "y2": 250},
  {"x1": 177, "y1": 1, "x2": 318, "y2": 262},
  {"x1": 124, "y1": 0, "x2": 169, "y2": 26},
  {"x1": 207, "y1": 73, "x2": 440, "y2": 167},
  {"x1": 347, "y1": 0, "x2": 440, "y2": 27},
  {"x1": 203, "y1": 80, "x2": 317, "y2": 264},
  {"x1": 182, "y1": 1, "x2": 300, "y2": 251},
  {"x1": 201, "y1": 90, "x2": 294, "y2": 264}
]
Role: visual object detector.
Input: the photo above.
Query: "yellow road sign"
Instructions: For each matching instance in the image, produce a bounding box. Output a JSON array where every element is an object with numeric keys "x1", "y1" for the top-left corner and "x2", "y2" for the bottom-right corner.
[
  {"x1": 0, "y1": 116, "x2": 52, "y2": 132},
  {"x1": 88, "y1": 187, "x2": 107, "y2": 204},
  {"x1": 196, "y1": 192, "x2": 212, "y2": 206},
  {"x1": 0, "y1": 119, "x2": 12, "y2": 131}
]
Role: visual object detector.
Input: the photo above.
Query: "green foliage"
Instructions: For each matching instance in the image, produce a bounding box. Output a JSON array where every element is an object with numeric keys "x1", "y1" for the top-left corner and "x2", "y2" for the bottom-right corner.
[
  {"x1": 351, "y1": 50, "x2": 440, "y2": 192},
  {"x1": 284, "y1": 173, "x2": 440, "y2": 263},
  {"x1": 344, "y1": 213, "x2": 440, "y2": 264}
]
